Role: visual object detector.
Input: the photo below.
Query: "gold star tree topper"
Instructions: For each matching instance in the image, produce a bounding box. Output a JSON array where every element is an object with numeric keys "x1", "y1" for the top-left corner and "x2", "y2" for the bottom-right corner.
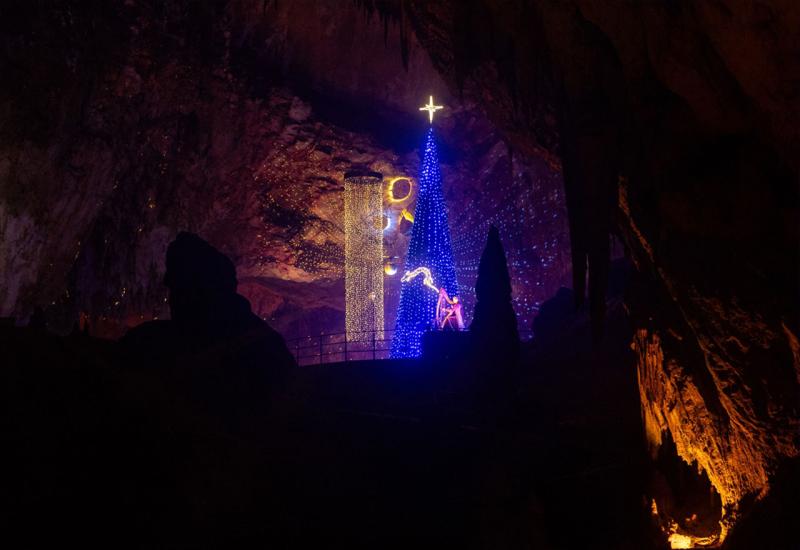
[{"x1": 419, "y1": 95, "x2": 443, "y2": 124}]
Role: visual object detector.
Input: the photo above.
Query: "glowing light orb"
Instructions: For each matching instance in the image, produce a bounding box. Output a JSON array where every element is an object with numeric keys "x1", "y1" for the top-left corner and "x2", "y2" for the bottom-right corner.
[
  {"x1": 668, "y1": 534, "x2": 692, "y2": 549},
  {"x1": 384, "y1": 264, "x2": 398, "y2": 276},
  {"x1": 344, "y1": 171, "x2": 384, "y2": 341}
]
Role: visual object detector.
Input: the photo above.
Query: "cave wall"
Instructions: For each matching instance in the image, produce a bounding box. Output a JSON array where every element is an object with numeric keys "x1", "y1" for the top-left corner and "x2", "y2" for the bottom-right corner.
[
  {"x1": 393, "y1": 0, "x2": 799, "y2": 543},
  {"x1": 1, "y1": 0, "x2": 798, "y2": 544},
  {"x1": 0, "y1": 1, "x2": 570, "y2": 339}
]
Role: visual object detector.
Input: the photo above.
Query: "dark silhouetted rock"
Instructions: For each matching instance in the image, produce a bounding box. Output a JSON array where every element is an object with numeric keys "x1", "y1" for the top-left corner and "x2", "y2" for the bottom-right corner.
[
  {"x1": 28, "y1": 306, "x2": 46, "y2": 331},
  {"x1": 532, "y1": 287, "x2": 575, "y2": 345},
  {"x1": 468, "y1": 226, "x2": 520, "y2": 420},
  {"x1": 470, "y1": 226, "x2": 519, "y2": 353},
  {"x1": 120, "y1": 232, "x2": 295, "y2": 429}
]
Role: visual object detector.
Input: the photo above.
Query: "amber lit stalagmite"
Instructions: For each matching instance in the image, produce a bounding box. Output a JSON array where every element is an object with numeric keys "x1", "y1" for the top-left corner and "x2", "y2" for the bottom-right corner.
[
  {"x1": 625, "y1": 168, "x2": 800, "y2": 546},
  {"x1": 633, "y1": 324, "x2": 799, "y2": 546}
]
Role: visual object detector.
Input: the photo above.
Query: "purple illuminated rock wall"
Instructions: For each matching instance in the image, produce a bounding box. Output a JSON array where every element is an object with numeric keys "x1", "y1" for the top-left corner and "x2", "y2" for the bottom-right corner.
[{"x1": 0, "y1": 1, "x2": 570, "y2": 339}]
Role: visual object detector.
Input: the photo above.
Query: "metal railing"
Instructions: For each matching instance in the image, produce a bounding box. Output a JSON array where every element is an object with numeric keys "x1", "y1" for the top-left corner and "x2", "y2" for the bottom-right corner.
[
  {"x1": 287, "y1": 329, "x2": 396, "y2": 366},
  {"x1": 287, "y1": 328, "x2": 534, "y2": 366}
]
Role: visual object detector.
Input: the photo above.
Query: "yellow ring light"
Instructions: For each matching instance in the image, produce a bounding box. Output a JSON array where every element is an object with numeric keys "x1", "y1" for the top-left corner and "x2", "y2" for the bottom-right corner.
[{"x1": 387, "y1": 177, "x2": 413, "y2": 203}]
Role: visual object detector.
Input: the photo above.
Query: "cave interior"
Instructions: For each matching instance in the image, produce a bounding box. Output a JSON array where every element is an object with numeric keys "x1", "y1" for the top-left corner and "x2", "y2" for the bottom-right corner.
[{"x1": 1, "y1": 1, "x2": 798, "y2": 549}]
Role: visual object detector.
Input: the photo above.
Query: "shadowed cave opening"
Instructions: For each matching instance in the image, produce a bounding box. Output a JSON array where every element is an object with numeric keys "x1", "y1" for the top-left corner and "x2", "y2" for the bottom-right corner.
[{"x1": 652, "y1": 429, "x2": 723, "y2": 541}]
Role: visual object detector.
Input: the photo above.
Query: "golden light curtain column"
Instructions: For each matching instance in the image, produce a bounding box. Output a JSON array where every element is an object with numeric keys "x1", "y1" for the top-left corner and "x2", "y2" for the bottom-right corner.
[{"x1": 344, "y1": 171, "x2": 384, "y2": 341}]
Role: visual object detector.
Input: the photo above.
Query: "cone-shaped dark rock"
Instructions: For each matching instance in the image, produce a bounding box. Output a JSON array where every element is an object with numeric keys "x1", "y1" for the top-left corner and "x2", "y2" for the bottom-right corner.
[{"x1": 471, "y1": 225, "x2": 519, "y2": 353}]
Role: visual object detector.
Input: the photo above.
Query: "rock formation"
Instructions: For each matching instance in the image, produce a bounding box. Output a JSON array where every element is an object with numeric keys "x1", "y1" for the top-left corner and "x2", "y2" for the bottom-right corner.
[{"x1": 470, "y1": 225, "x2": 519, "y2": 350}]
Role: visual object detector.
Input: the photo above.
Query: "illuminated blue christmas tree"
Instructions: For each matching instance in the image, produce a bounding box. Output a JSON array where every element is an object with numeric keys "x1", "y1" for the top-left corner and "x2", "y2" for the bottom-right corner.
[{"x1": 391, "y1": 98, "x2": 459, "y2": 358}]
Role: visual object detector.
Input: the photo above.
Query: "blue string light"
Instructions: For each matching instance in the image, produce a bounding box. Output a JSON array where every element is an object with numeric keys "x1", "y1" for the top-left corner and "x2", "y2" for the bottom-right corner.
[
  {"x1": 450, "y1": 164, "x2": 568, "y2": 334},
  {"x1": 391, "y1": 127, "x2": 459, "y2": 358}
]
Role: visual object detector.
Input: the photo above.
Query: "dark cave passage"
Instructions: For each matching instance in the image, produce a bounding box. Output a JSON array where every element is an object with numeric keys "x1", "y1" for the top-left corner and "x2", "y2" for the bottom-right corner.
[{"x1": 652, "y1": 429, "x2": 724, "y2": 542}]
